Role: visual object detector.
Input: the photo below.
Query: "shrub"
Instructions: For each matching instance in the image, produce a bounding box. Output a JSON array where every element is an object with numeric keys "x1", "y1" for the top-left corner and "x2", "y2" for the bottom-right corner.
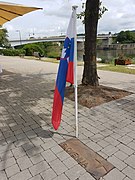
[
  {"x1": 46, "y1": 45, "x2": 61, "y2": 58},
  {"x1": 23, "y1": 44, "x2": 44, "y2": 56},
  {"x1": 0, "y1": 49, "x2": 26, "y2": 56}
]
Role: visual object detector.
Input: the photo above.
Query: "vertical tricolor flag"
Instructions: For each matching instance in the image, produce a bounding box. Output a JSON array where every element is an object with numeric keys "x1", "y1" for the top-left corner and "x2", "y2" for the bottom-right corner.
[{"x1": 52, "y1": 8, "x2": 76, "y2": 130}]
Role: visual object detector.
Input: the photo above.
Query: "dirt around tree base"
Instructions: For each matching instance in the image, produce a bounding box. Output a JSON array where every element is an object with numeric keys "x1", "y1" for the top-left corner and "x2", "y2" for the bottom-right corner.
[{"x1": 65, "y1": 84, "x2": 132, "y2": 108}]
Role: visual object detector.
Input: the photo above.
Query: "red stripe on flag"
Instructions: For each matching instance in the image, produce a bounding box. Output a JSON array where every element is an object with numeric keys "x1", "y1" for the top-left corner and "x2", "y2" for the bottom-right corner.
[
  {"x1": 66, "y1": 61, "x2": 74, "y2": 84},
  {"x1": 52, "y1": 87, "x2": 63, "y2": 130}
]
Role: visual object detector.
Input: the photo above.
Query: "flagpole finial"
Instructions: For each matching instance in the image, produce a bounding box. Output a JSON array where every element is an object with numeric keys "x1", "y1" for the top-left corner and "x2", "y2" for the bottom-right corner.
[{"x1": 72, "y1": 5, "x2": 78, "y2": 10}]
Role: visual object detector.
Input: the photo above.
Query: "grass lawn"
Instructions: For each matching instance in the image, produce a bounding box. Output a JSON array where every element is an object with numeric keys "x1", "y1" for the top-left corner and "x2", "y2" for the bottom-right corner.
[
  {"x1": 98, "y1": 64, "x2": 135, "y2": 74},
  {"x1": 23, "y1": 56, "x2": 135, "y2": 75},
  {"x1": 24, "y1": 56, "x2": 59, "y2": 63},
  {"x1": 24, "y1": 56, "x2": 84, "y2": 65}
]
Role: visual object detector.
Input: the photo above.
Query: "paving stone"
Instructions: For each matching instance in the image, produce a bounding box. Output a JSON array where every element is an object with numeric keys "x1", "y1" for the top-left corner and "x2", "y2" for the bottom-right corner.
[
  {"x1": 31, "y1": 137, "x2": 44, "y2": 146},
  {"x1": 0, "y1": 157, "x2": 16, "y2": 170},
  {"x1": 98, "y1": 151, "x2": 108, "y2": 160},
  {"x1": 86, "y1": 141, "x2": 102, "y2": 152},
  {"x1": 14, "y1": 138, "x2": 30, "y2": 147},
  {"x1": 110, "y1": 133, "x2": 121, "y2": 140},
  {"x1": 16, "y1": 133, "x2": 27, "y2": 140},
  {"x1": 52, "y1": 134, "x2": 65, "y2": 144},
  {"x1": 9, "y1": 169, "x2": 32, "y2": 180},
  {"x1": 22, "y1": 126, "x2": 32, "y2": 133},
  {"x1": 40, "y1": 168, "x2": 57, "y2": 180},
  {"x1": 51, "y1": 145, "x2": 63, "y2": 154},
  {"x1": 65, "y1": 164, "x2": 86, "y2": 180},
  {"x1": 11, "y1": 125, "x2": 24, "y2": 132},
  {"x1": 41, "y1": 140, "x2": 57, "y2": 150},
  {"x1": 41, "y1": 149, "x2": 57, "y2": 163},
  {"x1": 63, "y1": 157, "x2": 78, "y2": 169},
  {"x1": 3, "y1": 131, "x2": 14, "y2": 139},
  {"x1": 0, "y1": 139, "x2": 7, "y2": 146},
  {"x1": 123, "y1": 166, "x2": 135, "y2": 180},
  {"x1": 127, "y1": 141, "x2": 135, "y2": 150},
  {"x1": 25, "y1": 130, "x2": 37, "y2": 139},
  {"x1": 114, "y1": 150, "x2": 128, "y2": 161},
  {"x1": 118, "y1": 135, "x2": 133, "y2": 145},
  {"x1": 30, "y1": 154, "x2": 44, "y2": 165},
  {"x1": 104, "y1": 136, "x2": 119, "y2": 146},
  {"x1": 97, "y1": 139, "x2": 110, "y2": 148},
  {"x1": 79, "y1": 172, "x2": 95, "y2": 180},
  {"x1": 29, "y1": 175, "x2": 42, "y2": 180},
  {"x1": 17, "y1": 155, "x2": 33, "y2": 170},
  {"x1": 124, "y1": 155, "x2": 135, "y2": 168},
  {"x1": 30, "y1": 123, "x2": 40, "y2": 130},
  {"x1": 6, "y1": 136, "x2": 17, "y2": 144},
  {"x1": 0, "y1": 150, "x2": 13, "y2": 161},
  {"x1": 26, "y1": 146, "x2": 44, "y2": 157},
  {"x1": 117, "y1": 144, "x2": 134, "y2": 155},
  {"x1": 52, "y1": 174, "x2": 69, "y2": 180},
  {"x1": 1, "y1": 57, "x2": 135, "y2": 180},
  {"x1": 123, "y1": 177, "x2": 132, "y2": 180},
  {"x1": 0, "y1": 170, "x2": 8, "y2": 180},
  {"x1": 49, "y1": 159, "x2": 68, "y2": 175},
  {"x1": 56, "y1": 150, "x2": 70, "y2": 161},
  {"x1": 0, "y1": 133, "x2": 5, "y2": 141},
  {"x1": 108, "y1": 155, "x2": 127, "y2": 170},
  {"x1": 12, "y1": 147, "x2": 26, "y2": 159},
  {"x1": 22, "y1": 142, "x2": 35, "y2": 151},
  {"x1": 79, "y1": 127, "x2": 94, "y2": 138},
  {"x1": 5, "y1": 164, "x2": 20, "y2": 178},
  {"x1": 103, "y1": 168, "x2": 125, "y2": 180},
  {"x1": 100, "y1": 129, "x2": 113, "y2": 137},
  {"x1": 14, "y1": 129, "x2": 23, "y2": 136},
  {"x1": 0, "y1": 144, "x2": 15, "y2": 154},
  {"x1": 29, "y1": 161, "x2": 49, "y2": 176},
  {"x1": 101, "y1": 145, "x2": 118, "y2": 156},
  {"x1": 127, "y1": 131, "x2": 135, "y2": 139}
]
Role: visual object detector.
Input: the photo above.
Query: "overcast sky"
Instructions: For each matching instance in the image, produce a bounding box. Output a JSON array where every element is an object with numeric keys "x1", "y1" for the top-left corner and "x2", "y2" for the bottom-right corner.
[{"x1": 1, "y1": 0, "x2": 135, "y2": 40}]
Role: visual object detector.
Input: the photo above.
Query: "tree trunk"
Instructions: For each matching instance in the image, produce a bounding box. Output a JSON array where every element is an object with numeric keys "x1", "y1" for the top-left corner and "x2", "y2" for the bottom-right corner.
[{"x1": 82, "y1": 0, "x2": 99, "y2": 86}]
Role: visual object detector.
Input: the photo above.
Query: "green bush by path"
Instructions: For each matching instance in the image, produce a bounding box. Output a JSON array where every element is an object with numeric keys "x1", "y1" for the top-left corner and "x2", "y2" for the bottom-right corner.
[
  {"x1": 23, "y1": 44, "x2": 44, "y2": 56},
  {"x1": 46, "y1": 43, "x2": 62, "y2": 58},
  {"x1": 0, "y1": 49, "x2": 26, "y2": 56}
]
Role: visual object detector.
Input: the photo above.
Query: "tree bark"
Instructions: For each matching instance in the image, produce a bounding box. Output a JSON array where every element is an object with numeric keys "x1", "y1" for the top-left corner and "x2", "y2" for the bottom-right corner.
[{"x1": 82, "y1": 0, "x2": 99, "y2": 86}]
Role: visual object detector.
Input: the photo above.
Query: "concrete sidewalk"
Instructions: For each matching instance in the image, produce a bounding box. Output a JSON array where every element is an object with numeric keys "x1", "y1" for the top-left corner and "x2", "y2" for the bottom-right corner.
[{"x1": 0, "y1": 56, "x2": 135, "y2": 180}]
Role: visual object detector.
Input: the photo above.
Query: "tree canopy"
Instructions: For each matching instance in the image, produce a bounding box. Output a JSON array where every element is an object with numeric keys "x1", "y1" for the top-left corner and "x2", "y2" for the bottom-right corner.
[
  {"x1": 0, "y1": 28, "x2": 10, "y2": 48},
  {"x1": 116, "y1": 30, "x2": 135, "y2": 43}
]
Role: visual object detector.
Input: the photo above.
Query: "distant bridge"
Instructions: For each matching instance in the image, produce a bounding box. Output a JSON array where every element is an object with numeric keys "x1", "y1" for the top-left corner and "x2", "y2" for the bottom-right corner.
[{"x1": 9, "y1": 34, "x2": 117, "y2": 47}]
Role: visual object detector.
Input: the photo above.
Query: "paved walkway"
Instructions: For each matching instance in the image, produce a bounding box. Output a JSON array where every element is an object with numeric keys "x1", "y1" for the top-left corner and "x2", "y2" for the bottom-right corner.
[{"x1": 0, "y1": 56, "x2": 135, "y2": 180}]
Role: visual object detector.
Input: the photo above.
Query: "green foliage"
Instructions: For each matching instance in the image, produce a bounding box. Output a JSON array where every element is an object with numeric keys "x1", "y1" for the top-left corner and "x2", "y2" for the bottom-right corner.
[
  {"x1": 0, "y1": 28, "x2": 10, "y2": 48},
  {"x1": 23, "y1": 44, "x2": 44, "y2": 56},
  {"x1": 46, "y1": 43, "x2": 62, "y2": 58},
  {"x1": 98, "y1": 1, "x2": 108, "y2": 19},
  {"x1": 116, "y1": 31, "x2": 135, "y2": 43},
  {"x1": 22, "y1": 42, "x2": 61, "y2": 57},
  {"x1": 14, "y1": 42, "x2": 62, "y2": 58},
  {"x1": 36, "y1": 42, "x2": 53, "y2": 56},
  {"x1": 0, "y1": 48, "x2": 26, "y2": 56},
  {"x1": 77, "y1": 1, "x2": 108, "y2": 23}
]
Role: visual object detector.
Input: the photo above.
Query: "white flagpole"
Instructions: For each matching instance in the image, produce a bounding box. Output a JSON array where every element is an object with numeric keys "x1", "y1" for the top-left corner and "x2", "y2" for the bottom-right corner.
[{"x1": 72, "y1": 6, "x2": 78, "y2": 138}]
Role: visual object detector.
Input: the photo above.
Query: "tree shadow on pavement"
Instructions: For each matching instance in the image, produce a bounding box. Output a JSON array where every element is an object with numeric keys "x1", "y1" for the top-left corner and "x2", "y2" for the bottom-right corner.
[{"x1": 0, "y1": 70, "x2": 74, "y2": 171}]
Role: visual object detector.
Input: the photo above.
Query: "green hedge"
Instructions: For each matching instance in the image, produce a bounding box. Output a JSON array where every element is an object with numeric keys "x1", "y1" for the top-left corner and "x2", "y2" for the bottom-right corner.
[
  {"x1": 23, "y1": 44, "x2": 44, "y2": 56},
  {"x1": 46, "y1": 45, "x2": 61, "y2": 58},
  {"x1": 0, "y1": 49, "x2": 26, "y2": 56}
]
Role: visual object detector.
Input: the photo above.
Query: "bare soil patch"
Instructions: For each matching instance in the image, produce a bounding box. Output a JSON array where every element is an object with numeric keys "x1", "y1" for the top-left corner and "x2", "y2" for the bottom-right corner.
[{"x1": 65, "y1": 84, "x2": 131, "y2": 108}]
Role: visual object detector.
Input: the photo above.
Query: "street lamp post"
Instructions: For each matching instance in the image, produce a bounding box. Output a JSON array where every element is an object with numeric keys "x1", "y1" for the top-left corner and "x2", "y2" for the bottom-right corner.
[{"x1": 16, "y1": 30, "x2": 22, "y2": 45}]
